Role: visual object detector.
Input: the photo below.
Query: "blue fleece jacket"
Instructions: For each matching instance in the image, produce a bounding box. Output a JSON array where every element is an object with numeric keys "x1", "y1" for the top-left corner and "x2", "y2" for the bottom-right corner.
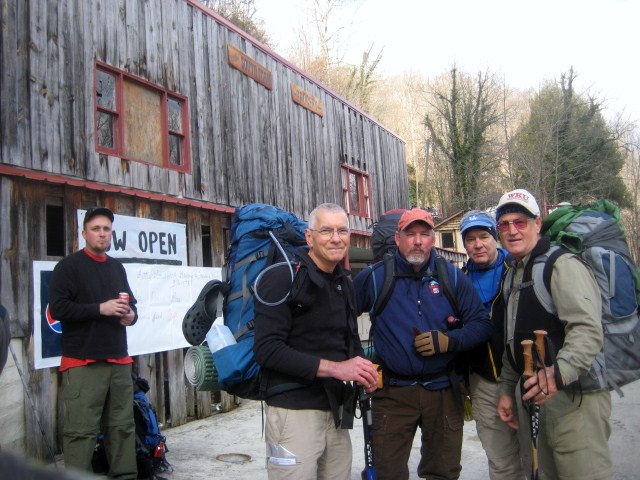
[
  {"x1": 464, "y1": 247, "x2": 509, "y2": 311},
  {"x1": 353, "y1": 250, "x2": 491, "y2": 389}
]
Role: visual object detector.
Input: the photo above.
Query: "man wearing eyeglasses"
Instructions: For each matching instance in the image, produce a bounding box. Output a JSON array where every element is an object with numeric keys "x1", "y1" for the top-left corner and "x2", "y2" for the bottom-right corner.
[
  {"x1": 253, "y1": 203, "x2": 379, "y2": 480},
  {"x1": 353, "y1": 209, "x2": 492, "y2": 480},
  {"x1": 495, "y1": 189, "x2": 612, "y2": 479}
]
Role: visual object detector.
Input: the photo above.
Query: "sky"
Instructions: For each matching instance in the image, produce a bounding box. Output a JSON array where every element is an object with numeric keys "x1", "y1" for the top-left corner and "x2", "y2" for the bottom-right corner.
[{"x1": 254, "y1": 0, "x2": 639, "y2": 123}]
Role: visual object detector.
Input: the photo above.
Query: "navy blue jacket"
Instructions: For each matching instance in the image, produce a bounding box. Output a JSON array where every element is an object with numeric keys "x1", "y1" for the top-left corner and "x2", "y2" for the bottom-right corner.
[{"x1": 353, "y1": 250, "x2": 491, "y2": 388}]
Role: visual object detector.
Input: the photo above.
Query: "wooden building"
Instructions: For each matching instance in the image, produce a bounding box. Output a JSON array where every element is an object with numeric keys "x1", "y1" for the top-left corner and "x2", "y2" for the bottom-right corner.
[
  {"x1": 0, "y1": 0, "x2": 408, "y2": 459},
  {"x1": 434, "y1": 211, "x2": 468, "y2": 266}
]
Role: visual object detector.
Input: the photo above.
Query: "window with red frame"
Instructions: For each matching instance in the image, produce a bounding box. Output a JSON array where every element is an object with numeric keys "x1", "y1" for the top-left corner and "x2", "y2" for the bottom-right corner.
[
  {"x1": 341, "y1": 165, "x2": 371, "y2": 218},
  {"x1": 95, "y1": 63, "x2": 190, "y2": 172}
]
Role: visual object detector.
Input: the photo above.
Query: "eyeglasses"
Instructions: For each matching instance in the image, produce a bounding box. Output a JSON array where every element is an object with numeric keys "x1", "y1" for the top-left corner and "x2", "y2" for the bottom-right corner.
[
  {"x1": 497, "y1": 218, "x2": 533, "y2": 232},
  {"x1": 309, "y1": 227, "x2": 351, "y2": 238}
]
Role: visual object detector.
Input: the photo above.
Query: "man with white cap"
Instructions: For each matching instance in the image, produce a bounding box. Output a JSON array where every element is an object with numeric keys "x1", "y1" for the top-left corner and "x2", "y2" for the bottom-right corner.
[
  {"x1": 459, "y1": 210, "x2": 525, "y2": 479},
  {"x1": 353, "y1": 208, "x2": 492, "y2": 480},
  {"x1": 495, "y1": 189, "x2": 612, "y2": 479}
]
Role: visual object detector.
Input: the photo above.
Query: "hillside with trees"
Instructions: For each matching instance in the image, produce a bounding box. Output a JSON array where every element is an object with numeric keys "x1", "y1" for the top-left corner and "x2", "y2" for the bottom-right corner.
[{"x1": 201, "y1": 0, "x2": 640, "y2": 262}]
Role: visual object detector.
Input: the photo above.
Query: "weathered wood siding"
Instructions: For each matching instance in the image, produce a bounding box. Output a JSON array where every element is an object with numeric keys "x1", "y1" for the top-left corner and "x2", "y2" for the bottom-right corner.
[
  {"x1": 1, "y1": 0, "x2": 407, "y2": 226},
  {"x1": 0, "y1": 0, "x2": 407, "y2": 458},
  {"x1": 0, "y1": 177, "x2": 231, "y2": 457}
]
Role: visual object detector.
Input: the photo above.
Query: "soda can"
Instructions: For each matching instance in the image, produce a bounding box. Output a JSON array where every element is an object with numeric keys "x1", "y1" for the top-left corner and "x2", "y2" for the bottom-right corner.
[{"x1": 119, "y1": 292, "x2": 131, "y2": 314}]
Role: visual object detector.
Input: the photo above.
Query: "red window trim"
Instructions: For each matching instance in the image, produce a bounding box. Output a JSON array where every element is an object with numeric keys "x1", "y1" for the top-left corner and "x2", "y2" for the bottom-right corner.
[
  {"x1": 94, "y1": 61, "x2": 191, "y2": 173},
  {"x1": 341, "y1": 164, "x2": 372, "y2": 219}
]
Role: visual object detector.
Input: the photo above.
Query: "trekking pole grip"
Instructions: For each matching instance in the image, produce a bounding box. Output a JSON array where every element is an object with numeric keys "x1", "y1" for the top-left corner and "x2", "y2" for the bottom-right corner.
[
  {"x1": 521, "y1": 339, "x2": 535, "y2": 378},
  {"x1": 533, "y1": 330, "x2": 547, "y2": 368}
]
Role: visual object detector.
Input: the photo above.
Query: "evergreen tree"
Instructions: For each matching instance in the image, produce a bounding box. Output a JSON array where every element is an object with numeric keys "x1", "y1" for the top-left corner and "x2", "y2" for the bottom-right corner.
[{"x1": 512, "y1": 68, "x2": 629, "y2": 206}]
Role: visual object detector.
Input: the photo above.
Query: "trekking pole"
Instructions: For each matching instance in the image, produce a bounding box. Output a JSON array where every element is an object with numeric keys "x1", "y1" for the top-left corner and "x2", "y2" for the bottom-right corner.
[
  {"x1": 8, "y1": 342, "x2": 57, "y2": 465},
  {"x1": 358, "y1": 386, "x2": 377, "y2": 480},
  {"x1": 521, "y1": 339, "x2": 539, "y2": 480},
  {"x1": 533, "y1": 330, "x2": 548, "y2": 369}
]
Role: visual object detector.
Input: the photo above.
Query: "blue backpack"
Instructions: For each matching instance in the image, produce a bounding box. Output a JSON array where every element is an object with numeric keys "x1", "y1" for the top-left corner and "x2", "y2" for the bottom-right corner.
[
  {"x1": 182, "y1": 203, "x2": 308, "y2": 399},
  {"x1": 132, "y1": 375, "x2": 171, "y2": 477}
]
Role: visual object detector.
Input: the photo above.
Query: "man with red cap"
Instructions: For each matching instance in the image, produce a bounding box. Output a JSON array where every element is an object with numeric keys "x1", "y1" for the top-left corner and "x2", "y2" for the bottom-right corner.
[{"x1": 354, "y1": 208, "x2": 492, "y2": 480}]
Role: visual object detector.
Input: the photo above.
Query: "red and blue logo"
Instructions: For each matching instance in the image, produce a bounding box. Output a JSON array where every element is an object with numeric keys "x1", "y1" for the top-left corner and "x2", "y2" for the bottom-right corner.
[{"x1": 45, "y1": 304, "x2": 62, "y2": 334}]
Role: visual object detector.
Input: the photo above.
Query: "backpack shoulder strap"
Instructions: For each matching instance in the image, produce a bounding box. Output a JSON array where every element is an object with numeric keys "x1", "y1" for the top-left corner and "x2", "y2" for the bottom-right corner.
[
  {"x1": 372, "y1": 252, "x2": 396, "y2": 317},
  {"x1": 435, "y1": 255, "x2": 460, "y2": 317},
  {"x1": 534, "y1": 246, "x2": 574, "y2": 315}
]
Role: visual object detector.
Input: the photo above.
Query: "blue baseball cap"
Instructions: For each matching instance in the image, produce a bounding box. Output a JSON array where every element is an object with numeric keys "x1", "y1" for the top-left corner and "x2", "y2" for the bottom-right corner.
[{"x1": 460, "y1": 210, "x2": 497, "y2": 240}]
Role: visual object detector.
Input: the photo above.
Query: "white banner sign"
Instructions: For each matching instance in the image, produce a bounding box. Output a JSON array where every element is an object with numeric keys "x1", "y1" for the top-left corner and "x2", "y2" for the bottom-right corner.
[
  {"x1": 33, "y1": 261, "x2": 221, "y2": 369},
  {"x1": 77, "y1": 210, "x2": 188, "y2": 265}
]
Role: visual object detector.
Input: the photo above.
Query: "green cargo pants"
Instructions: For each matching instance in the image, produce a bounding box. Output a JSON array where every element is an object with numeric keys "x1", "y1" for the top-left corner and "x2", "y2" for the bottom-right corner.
[{"x1": 62, "y1": 362, "x2": 137, "y2": 479}]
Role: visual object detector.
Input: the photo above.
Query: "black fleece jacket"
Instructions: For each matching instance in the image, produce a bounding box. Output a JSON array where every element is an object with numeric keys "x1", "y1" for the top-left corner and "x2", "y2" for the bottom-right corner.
[
  {"x1": 49, "y1": 249, "x2": 137, "y2": 359},
  {"x1": 253, "y1": 249, "x2": 363, "y2": 411}
]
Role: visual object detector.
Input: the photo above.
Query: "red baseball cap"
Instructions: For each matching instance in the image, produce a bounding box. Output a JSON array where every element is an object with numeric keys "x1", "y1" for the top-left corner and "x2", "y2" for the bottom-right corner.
[{"x1": 397, "y1": 209, "x2": 435, "y2": 231}]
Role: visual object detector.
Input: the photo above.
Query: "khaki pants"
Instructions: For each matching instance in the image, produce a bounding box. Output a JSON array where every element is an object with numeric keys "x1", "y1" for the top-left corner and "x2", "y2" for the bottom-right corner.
[
  {"x1": 264, "y1": 406, "x2": 352, "y2": 480},
  {"x1": 517, "y1": 388, "x2": 612, "y2": 480},
  {"x1": 469, "y1": 373, "x2": 526, "y2": 480},
  {"x1": 62, "y1": 363, "x2": 137, "y2": 479}
]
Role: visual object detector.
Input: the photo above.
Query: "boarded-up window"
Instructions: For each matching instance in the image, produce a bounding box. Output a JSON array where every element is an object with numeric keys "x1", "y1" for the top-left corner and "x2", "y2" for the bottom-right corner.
[
  {"x1": 94, "y1": 62, "x2": 190, "y2": 173},
  {"x1": 341, "y1": 165, "x2": 372, "y2": 218},
  {"x1": 124, "y1": 80, "x2": 162, "y2": 165}
]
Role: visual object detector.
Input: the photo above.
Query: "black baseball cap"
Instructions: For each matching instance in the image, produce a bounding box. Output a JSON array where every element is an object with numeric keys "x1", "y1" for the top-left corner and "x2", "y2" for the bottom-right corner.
[{"x1": 83, "y1": 207, "x2": 114, "y2": 228}]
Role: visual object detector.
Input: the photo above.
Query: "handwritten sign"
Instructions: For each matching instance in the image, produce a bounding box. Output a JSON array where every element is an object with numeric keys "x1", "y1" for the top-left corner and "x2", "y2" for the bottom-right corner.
[
  {"x1": 227, "y1": 44, "x2": 273, "y2": 90},
  {"x1": 33, "y1": 262, "x2": 222, "y2": 369}
]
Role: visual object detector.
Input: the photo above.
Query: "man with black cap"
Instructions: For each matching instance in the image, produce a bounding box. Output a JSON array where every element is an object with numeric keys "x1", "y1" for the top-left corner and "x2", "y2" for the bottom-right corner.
[
  {"x1": 495, "y1": 189, "x2": 612, "y2": 479},
  {"x1": 459, "y1": 210, "x2": 524, "y2": 479},
  {"x1": 353, "y1": 208, "x2": 492, "y2": 480},
  {"x1": 48, "y1": 207, "x2": 138, "y2": 478}
]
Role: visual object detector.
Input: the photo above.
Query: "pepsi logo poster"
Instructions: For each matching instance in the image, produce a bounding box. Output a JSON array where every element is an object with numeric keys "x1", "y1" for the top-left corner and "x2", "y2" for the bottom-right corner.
[
  {"x1": 39, "y1": 269, "x2": 62, "y2": 359},
  {"x1": 33, "y1": 261, "x2": 221, "y2": 369}
]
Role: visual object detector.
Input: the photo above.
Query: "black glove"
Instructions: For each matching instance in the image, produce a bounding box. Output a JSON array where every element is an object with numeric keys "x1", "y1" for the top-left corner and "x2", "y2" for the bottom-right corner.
[{"x1": 414, "y1": 330, "x2": 457, "y2": 356}]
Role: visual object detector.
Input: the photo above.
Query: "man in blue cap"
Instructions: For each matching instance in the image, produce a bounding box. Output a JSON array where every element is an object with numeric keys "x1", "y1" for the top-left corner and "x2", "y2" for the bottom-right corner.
[{"x1": 460, "y1": 210, "x2": 525, "y2": 479}]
